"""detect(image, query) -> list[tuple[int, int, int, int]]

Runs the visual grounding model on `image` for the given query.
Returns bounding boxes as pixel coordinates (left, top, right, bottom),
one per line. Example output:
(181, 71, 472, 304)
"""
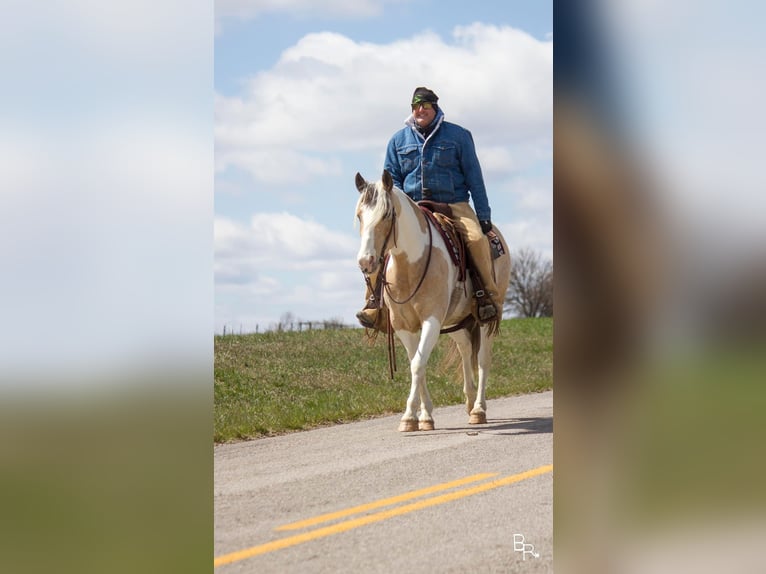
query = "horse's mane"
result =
(356, 178, 395, 227)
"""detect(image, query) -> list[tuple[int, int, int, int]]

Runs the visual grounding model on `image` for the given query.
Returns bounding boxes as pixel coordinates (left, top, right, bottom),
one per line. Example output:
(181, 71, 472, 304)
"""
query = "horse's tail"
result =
(439, 319, 483, 380)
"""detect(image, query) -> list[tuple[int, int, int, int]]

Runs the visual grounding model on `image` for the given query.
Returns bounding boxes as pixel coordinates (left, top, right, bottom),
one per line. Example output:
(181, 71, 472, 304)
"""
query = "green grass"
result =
(214, 318, 552, 442)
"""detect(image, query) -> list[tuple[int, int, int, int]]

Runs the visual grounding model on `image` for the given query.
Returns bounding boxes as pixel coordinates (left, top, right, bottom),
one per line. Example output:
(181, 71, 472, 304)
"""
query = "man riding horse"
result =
(357, 86, 502, 331)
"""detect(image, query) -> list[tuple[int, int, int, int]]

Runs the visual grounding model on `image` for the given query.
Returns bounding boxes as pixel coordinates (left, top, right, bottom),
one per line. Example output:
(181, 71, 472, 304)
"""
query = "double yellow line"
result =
(215, 464, 552, 568)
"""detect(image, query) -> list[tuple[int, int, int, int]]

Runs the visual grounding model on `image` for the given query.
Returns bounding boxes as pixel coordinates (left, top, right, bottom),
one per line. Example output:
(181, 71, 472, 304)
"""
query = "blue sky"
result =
(214, 0, 552, 332)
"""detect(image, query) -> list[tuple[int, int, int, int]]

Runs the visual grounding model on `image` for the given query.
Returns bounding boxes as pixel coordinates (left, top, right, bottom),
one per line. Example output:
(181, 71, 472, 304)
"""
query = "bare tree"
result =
(505, 248, 553, 318)
(277, 311, 295, 332)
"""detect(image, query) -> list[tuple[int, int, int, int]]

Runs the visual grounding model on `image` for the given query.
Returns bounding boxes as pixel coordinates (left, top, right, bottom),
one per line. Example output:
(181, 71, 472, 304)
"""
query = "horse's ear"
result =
(355, 172, 366, 193)
(381, 169, 393, 191)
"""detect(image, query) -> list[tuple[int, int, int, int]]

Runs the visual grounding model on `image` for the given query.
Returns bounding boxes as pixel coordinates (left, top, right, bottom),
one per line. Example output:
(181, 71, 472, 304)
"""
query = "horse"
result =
(354, 170, 512, 431)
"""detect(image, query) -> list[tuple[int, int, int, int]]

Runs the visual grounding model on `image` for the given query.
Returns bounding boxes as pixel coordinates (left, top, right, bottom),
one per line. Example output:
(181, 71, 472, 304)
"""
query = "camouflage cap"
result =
(411, 87, 439, 105)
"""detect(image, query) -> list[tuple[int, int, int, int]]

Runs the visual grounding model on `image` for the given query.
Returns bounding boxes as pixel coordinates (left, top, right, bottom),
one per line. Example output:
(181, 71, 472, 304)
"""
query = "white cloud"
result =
(215, 146, 343, 184)
(215, 24, 552, 186)
(479, 140, 552, 179)
(499, 218, 553, 262)
(214, 211, 374, 329)
(215, 212, 358, 280)
(512, 177, 553, 211)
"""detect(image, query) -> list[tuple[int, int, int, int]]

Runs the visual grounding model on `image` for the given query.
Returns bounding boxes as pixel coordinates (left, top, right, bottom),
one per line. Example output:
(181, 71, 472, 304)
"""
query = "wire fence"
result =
(217, 320, 353, 336)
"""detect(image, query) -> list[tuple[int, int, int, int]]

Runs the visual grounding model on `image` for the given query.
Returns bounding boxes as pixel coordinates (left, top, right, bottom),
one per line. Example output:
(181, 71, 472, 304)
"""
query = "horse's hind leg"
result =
(470, 327, 495, 424)
(449, 330, 476, 415)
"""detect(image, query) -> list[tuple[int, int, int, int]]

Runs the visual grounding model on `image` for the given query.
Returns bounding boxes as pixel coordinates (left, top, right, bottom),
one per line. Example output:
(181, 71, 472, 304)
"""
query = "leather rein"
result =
(373, 204, 434, 379)
(379, 206, 433, 305)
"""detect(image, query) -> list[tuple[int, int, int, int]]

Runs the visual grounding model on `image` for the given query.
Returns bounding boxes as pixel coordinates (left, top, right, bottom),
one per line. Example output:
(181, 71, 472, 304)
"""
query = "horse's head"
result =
(355, 170, 395, 274)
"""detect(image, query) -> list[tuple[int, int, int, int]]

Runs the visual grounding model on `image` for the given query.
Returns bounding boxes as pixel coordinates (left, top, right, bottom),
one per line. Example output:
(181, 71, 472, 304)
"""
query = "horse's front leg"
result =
(396, 318, 441, 431)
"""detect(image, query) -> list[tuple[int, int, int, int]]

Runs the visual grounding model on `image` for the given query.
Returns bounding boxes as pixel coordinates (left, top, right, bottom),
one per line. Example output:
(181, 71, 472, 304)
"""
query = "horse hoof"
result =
(418, 420, 435, 431)
(398, 420, 419, 432)
(469, 412, 487, 425)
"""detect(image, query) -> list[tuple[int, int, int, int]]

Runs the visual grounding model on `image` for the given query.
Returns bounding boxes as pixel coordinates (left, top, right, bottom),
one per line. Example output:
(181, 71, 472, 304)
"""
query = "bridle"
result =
(382, 207, 433, 305)
(363, 202, 433, 306)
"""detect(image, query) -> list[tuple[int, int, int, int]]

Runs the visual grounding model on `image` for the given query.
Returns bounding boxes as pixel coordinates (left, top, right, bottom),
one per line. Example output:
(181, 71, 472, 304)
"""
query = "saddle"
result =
(417, 201, 504, 333)
(417, 200, 506, 261)
(417, 201, 467, 282)
(365, 200, 502, 331)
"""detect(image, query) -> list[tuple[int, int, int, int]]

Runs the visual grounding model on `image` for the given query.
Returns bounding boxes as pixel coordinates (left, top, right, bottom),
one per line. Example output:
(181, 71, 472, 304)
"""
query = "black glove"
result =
(480, 220, 493, 234)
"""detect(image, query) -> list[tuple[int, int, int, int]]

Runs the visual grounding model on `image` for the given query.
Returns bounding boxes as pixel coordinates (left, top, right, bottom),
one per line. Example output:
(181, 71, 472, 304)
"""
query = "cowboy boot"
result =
(357, 305, 389, 333)
(475, 281, 499, 323)
(477, 297, 498, 322)
(356, 273, 388, 332)
(465, 251, 500, 323)
(474, 258, 501, 323)
(356, 306, 379, 329)
(356, 310, 376, 329)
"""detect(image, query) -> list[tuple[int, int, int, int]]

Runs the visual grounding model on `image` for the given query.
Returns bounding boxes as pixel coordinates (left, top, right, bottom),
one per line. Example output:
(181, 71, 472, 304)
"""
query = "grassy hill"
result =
(214, 317, 552, 442)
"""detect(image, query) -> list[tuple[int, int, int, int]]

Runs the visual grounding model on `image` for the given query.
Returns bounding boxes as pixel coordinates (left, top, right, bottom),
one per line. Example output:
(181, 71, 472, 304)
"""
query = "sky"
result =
(214, 0, 553, 333)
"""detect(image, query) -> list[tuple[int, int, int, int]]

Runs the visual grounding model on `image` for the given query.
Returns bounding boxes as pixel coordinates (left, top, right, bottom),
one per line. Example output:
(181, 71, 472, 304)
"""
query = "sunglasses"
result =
(411, 102, 434, 110)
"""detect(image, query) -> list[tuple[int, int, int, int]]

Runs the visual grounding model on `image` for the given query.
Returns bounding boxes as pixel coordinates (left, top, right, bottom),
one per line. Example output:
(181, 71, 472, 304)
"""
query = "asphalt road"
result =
(214, 390, 553, 573)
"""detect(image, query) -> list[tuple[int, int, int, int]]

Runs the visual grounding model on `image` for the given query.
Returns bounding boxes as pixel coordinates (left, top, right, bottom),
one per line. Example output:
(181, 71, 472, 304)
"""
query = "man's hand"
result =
(480, 220, 493, 234)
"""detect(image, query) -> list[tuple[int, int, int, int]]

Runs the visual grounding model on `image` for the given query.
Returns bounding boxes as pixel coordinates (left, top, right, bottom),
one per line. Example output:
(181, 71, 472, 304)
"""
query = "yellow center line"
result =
(214, 465, 552, 568)
(276, 472, 499, 531)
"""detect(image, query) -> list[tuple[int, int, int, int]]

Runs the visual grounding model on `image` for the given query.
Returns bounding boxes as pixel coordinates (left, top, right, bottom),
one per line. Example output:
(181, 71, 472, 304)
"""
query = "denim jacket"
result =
(383, 109, 491, 221)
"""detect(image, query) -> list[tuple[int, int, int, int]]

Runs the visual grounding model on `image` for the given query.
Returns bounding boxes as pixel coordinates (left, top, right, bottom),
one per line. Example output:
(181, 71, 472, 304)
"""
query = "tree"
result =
(277, 311, 295, 332)
(505, 248, 553, 318)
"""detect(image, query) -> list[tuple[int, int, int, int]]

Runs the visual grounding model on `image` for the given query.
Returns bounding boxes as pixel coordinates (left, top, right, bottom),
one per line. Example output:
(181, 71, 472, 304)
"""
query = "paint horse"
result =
(355, 170, 511, 431)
